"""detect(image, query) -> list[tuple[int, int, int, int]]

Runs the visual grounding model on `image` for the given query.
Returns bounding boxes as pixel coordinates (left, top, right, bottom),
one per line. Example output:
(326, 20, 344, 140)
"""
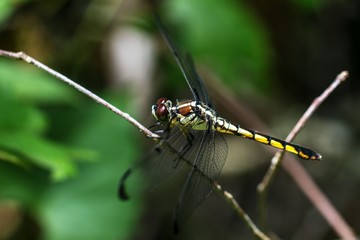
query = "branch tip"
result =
(338, 71, 349, 82)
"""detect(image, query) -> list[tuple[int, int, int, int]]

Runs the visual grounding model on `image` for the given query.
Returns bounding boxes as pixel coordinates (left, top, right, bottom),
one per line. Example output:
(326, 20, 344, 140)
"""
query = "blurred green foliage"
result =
(0, 0, 29, 24)
(164, 0, 272, 93)
(0, 36, 142, 240)
(0, 58, 142, 239)
(36, 95, 142, 240)
(291, 0, 325, 11)
(0, 59, 83, 180)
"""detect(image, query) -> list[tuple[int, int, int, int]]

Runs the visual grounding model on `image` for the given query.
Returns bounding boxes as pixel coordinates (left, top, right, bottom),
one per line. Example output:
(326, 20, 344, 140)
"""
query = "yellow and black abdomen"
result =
(214, 117, 321, 160)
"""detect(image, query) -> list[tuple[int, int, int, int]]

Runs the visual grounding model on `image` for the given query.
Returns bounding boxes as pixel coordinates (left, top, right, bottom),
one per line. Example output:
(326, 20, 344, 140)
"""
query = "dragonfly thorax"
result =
(152, 97, 215, 127)
(174, 100, 217, 130)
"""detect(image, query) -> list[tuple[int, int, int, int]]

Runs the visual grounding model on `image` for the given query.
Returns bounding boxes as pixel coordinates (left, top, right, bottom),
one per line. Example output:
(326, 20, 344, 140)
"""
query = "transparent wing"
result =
(156, 16, 212, 107)
(118, 119, 228, 233)
(173, 127, 228, 233)
(118, 123, 194, 200)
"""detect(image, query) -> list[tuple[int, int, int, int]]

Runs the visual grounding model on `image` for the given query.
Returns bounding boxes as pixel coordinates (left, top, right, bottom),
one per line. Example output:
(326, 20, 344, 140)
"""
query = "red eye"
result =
(156, 97, 168, 105)
(153, 97, 170, 122)
(156, 104, 169, 120)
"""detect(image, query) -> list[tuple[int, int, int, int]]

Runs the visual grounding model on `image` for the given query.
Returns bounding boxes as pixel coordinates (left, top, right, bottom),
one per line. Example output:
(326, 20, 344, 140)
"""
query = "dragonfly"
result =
(118, 17, 322, 233)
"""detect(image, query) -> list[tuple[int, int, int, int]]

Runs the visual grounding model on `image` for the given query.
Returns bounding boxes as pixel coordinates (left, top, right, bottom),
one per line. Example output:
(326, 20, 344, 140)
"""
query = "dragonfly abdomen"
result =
(214, 117, 321, 160)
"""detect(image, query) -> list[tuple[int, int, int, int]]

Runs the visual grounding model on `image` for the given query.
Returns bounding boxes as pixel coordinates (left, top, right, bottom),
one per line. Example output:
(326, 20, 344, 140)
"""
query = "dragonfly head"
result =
(152, 97, 173, 122)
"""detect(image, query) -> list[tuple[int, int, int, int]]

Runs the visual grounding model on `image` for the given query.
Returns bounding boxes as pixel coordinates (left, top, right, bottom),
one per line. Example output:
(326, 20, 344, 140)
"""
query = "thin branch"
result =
(0, 50, 159, 139)
(257, 71, 356, 239)
(0, 49, 268, 239)
(214, 182, 270, 240)
(259, 71, 348, 188)
(258, 71, 348, 192)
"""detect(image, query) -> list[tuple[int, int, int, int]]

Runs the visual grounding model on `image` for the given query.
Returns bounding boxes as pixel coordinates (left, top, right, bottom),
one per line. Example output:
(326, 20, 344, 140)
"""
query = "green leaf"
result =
(0, 132, 78, 181)
(0, 59, 77, 104)
(164, 0, 272, 93)
(0, 87, 47, 134)
(0, 69, 94, 180)
(0, 150, 23, 165)
(37, 94, 142, 240)
(0, 0, 29, 24)
(0, 161, 46, 205)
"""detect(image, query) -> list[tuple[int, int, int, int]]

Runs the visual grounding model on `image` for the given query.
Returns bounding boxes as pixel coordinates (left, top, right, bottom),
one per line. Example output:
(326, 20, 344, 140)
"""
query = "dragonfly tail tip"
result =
(118, 184, 129, 200)
(118, 169, 132, 200)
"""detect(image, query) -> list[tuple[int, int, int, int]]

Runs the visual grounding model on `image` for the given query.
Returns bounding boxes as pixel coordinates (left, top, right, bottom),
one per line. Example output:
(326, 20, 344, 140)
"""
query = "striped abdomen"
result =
(213, 117, 321, 160)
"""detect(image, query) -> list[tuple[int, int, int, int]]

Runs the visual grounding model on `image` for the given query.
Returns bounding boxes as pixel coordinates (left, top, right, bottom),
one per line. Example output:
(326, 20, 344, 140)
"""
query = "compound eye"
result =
(155, 104, 169, 122)
(156, 97, 168, 105)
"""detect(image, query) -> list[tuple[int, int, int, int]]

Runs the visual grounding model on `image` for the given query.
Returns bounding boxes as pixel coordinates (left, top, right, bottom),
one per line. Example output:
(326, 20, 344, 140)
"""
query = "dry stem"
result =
(257, 71, 355, 240)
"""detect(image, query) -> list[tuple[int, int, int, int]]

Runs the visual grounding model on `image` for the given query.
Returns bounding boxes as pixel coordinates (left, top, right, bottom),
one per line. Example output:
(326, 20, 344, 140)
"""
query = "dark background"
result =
(0, 0, 359, 239)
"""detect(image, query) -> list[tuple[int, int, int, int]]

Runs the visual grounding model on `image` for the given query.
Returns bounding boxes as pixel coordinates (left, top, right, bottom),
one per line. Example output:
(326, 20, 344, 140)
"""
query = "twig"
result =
(257, 71, 356, 239)
(258, 71, 348, 192)
(214, 182, 270, 240)
(0, 50, 159, 139)
(0, 49, 268, 239)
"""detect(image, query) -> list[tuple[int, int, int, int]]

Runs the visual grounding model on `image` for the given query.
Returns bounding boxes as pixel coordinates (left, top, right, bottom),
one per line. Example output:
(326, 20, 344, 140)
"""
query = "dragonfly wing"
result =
(156, 16, 212, 107)
(183, 53, 212, 107)
(173, 127, 228, 233)
(118, 124, 194, 200)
